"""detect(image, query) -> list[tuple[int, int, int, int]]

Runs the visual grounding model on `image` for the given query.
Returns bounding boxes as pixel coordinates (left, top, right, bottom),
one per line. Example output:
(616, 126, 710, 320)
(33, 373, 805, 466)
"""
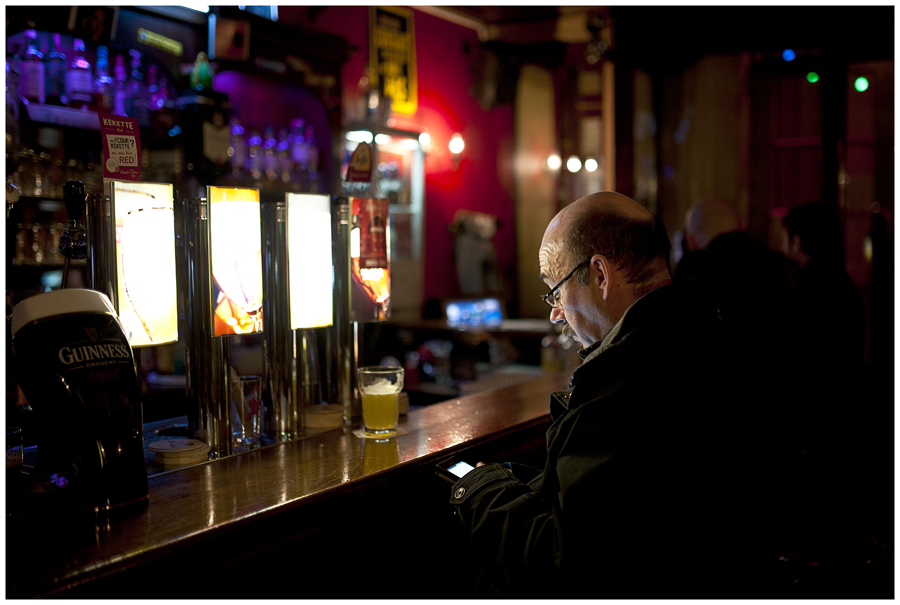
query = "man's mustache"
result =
(562, 324, 574, 338)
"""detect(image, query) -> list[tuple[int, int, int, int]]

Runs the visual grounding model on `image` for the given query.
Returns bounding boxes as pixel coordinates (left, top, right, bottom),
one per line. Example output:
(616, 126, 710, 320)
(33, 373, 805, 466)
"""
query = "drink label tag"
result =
(353, 197, 388, 269)
(346, 141, 373, 183)
(98, 113, 141, 181)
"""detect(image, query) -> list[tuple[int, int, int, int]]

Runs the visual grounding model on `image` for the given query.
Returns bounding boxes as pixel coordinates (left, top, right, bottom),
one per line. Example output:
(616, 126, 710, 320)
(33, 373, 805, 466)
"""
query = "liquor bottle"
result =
(65, 38, 93, 109)
(304, 124, 321, 192)
(112, 54, 128, 116)
(125, 50, 151, 128)
(92, 46, 114, 113)
(263, 125, 278, 181)
(44, 33, 67, 106)
(290, 118, 308, 190)
(153, 76, 170, 111)
(19, 30, 45, 104)
(305, 124, 320, 173)
(147, 65, 159, 109)
(246, 125, 262, 181)
(228, 116, 246, 178)
(189, 52, 214, 92)
(6, 47, 21, 154)
(82, 149, 102, 195)
(277, 126, 292, 184)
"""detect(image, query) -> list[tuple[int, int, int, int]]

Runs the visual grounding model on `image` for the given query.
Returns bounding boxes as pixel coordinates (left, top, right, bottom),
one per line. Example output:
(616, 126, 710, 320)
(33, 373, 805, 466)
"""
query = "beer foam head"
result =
(360, 380, 401, 395)
(12, 289, 118, 336)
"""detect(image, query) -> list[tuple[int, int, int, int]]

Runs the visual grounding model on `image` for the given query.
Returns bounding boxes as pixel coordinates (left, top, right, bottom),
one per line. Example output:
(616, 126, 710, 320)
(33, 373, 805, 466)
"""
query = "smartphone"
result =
(435, 457, 477, 483)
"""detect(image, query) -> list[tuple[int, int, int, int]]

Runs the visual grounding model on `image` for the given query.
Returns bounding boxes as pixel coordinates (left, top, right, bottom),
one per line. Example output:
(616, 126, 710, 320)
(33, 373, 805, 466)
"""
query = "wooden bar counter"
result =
(7, 372, 569, 599)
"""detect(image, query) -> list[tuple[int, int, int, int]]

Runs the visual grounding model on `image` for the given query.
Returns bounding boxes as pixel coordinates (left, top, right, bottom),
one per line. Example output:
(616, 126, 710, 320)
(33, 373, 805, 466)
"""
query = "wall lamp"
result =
(449, 133, 465, 168)
(418, 132, 432, 154)
(345, 130, 374, 144)
(566, 155, 583, 173)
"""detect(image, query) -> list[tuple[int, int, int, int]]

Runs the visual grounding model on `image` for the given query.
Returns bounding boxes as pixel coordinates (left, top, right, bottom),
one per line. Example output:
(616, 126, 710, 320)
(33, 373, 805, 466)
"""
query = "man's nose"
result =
(550, 307, 566, 324)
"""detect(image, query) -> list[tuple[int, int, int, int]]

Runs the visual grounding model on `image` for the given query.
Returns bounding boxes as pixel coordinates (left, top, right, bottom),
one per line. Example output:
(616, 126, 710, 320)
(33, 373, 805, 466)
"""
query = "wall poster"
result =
(369, 6, 417, 115)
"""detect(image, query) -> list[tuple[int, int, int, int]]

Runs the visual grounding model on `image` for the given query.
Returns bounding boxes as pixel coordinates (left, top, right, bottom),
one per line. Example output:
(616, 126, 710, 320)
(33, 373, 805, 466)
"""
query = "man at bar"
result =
(449, 191, 794, 598)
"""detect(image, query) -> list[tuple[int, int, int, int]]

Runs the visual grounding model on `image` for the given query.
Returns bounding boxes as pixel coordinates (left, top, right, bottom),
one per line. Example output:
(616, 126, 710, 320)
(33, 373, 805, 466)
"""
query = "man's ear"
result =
(591, 254, 615, 301)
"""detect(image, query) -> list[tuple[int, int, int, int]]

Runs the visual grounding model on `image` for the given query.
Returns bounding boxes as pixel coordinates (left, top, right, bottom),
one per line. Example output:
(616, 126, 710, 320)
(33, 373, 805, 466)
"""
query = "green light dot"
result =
(807, 72, 819, 83)
(855, 77, 869, 92)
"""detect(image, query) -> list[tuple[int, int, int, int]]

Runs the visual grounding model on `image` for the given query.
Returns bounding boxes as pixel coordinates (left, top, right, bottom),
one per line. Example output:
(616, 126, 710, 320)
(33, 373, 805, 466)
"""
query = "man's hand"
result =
(476, 461, 513, 474)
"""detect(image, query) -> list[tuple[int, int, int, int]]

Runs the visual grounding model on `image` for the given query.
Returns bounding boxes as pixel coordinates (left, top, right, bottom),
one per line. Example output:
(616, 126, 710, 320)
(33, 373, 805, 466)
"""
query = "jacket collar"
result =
(577, 278, 714, 366)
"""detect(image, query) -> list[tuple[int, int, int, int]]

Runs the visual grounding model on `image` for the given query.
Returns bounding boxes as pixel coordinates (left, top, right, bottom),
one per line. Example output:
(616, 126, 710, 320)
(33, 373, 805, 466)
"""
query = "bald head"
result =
(542, 191, 652, 251)
(684, 197, 740, 250)
(541, 191, 671, 294)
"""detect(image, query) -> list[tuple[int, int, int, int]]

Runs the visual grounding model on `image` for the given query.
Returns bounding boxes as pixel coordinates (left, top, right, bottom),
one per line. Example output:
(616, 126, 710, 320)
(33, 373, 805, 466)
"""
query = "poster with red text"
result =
(98, 113, 141, 181)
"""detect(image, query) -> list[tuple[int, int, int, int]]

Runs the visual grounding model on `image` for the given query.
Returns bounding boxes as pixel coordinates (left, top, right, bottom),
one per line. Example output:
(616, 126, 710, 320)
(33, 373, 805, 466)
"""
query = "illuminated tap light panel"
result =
(209, 186, 264, 336)
(286, 193, 333, 329)
(110, 180, 178, 347)
(350, 197, 391, 321)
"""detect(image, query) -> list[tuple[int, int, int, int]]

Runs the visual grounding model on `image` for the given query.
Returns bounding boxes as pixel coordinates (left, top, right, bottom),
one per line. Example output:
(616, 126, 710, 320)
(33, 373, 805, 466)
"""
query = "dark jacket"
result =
(450, 278, 793, 598)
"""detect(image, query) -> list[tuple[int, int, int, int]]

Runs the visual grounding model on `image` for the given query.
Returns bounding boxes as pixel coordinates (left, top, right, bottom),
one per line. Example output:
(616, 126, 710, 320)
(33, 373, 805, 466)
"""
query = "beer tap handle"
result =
(64, 180, 87, 225)
(60, 181, 88, 288)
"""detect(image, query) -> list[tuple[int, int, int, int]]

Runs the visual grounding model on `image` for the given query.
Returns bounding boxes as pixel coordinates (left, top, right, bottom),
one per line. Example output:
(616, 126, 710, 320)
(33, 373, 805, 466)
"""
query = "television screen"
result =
(444, 298, 503, 329)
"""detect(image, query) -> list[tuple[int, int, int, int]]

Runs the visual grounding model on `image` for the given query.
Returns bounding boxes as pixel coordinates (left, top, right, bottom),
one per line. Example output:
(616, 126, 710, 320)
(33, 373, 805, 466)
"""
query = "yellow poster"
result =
(369, 6, 417, 115)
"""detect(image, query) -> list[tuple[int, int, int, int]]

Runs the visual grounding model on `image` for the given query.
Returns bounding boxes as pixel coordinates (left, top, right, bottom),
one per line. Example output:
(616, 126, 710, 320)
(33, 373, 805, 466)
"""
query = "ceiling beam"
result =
(414, 6, 498, 42)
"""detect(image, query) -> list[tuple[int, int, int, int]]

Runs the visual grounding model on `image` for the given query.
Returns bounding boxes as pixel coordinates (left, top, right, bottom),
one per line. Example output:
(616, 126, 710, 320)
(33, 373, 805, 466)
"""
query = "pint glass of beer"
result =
(11, 289, 149, 512)
(357, 366, 404, 439)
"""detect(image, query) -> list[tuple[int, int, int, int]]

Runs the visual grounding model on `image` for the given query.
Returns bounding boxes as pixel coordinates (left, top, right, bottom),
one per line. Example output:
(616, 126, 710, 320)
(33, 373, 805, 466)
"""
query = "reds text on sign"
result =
(98, 113, 141, 181)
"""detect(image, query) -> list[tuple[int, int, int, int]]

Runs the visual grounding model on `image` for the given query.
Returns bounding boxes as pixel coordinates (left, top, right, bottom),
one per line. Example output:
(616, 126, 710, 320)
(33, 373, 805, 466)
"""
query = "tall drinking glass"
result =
(357, 366, 403, 439)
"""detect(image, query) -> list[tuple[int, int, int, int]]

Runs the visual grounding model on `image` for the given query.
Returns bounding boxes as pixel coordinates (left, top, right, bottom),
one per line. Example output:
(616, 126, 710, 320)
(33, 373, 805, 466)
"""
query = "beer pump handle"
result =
(63, 180, 87, 224)
(60, 181, 88, 288)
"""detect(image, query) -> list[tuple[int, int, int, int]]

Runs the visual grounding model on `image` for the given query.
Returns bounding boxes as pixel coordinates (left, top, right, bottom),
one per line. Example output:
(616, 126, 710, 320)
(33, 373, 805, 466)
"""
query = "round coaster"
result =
(149, 439, 210, 465)
(148, 439, 208, 453)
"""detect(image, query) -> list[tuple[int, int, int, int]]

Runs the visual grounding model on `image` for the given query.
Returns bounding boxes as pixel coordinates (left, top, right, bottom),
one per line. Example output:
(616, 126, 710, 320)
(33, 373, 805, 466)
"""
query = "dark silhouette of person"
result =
(675, 197, 795, 334)
(781, 201, 866, 375)
(777, 202, 889, 553)
(780, 202, 869, 457)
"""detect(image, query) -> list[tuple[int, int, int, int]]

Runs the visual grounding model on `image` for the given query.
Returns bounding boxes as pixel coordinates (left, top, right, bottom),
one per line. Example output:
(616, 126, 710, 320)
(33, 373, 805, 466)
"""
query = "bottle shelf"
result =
(214, 175, 324, 196)
(15, 195, 65, 204)
(23, 102, 102, 130)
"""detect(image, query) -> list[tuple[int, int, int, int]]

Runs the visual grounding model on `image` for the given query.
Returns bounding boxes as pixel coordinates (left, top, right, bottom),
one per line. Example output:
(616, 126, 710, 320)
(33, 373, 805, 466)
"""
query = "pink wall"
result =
(279, 7, 518, 306)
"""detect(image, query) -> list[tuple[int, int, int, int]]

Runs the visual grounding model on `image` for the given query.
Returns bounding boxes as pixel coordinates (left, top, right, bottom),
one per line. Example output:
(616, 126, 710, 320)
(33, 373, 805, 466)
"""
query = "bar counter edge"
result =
(7, 372, 569, 599)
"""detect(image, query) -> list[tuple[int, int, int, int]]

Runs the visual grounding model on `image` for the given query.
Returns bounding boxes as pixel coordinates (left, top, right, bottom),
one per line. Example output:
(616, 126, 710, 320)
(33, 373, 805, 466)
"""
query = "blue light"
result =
(782, 49, 796, 62)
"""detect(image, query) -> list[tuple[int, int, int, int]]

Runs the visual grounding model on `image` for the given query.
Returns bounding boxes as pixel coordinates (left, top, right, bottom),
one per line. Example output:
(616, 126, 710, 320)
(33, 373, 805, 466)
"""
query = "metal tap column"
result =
(183, 197, 231, 458)
(331, 196, 354, 424)
(85, 192, 116, 306)
(261, 198, 298, 442)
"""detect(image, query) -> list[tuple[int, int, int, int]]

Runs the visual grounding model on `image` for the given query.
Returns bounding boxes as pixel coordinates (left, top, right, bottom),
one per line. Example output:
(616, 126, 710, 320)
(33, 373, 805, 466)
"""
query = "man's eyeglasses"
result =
(540, 259, 591, 309)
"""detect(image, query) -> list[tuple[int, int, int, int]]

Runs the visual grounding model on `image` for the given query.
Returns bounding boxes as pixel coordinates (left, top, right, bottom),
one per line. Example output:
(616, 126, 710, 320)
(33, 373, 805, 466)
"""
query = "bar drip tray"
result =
(153, 423, 191, 438)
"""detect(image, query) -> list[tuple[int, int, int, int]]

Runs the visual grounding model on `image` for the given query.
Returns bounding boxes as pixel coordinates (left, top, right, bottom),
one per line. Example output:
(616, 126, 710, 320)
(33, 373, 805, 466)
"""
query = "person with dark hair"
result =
(448, 192, 790, 598)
